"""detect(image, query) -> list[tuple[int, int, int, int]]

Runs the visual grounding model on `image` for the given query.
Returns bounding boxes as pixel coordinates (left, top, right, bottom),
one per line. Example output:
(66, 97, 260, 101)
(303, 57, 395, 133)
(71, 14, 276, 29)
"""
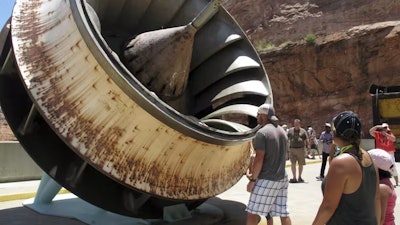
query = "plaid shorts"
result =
(246, 176, 290, 217)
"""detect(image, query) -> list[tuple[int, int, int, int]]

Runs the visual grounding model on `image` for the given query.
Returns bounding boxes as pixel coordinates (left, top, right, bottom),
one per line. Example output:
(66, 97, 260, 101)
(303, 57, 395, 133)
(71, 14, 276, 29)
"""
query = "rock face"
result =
(0, 108, 16, 141)
(223, 0, 400, 45)
(220, 0, 400, 136)
(261, 22, 400, 136)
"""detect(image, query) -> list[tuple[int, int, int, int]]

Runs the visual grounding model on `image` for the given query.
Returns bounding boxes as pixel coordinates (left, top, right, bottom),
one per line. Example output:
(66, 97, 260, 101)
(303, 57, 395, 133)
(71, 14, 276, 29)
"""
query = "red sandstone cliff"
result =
(221, 0, 400, 135)
(223, 0, 400, 45)
(261, 22, 400, 135)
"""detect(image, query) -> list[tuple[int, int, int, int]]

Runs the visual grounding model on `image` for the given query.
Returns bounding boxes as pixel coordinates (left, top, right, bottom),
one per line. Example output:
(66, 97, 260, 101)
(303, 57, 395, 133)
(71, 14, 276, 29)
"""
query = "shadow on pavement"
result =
(0, 197, 247, 225)
(0, 205, 84, 225)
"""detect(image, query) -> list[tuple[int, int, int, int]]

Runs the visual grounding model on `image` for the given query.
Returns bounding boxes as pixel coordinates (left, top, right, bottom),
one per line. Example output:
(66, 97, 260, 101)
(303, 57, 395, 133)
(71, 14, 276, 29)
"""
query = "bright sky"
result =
(0, 0, 15, 29)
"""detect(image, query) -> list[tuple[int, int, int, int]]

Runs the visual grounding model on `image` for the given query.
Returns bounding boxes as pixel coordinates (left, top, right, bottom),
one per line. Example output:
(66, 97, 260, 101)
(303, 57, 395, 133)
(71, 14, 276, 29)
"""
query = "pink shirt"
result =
(381, 178, 396, 225)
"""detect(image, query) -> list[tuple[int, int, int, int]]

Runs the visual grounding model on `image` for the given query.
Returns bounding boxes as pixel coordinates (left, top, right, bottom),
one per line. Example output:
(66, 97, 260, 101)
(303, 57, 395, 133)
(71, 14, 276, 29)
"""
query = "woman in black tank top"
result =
(312, 111, 380, 225)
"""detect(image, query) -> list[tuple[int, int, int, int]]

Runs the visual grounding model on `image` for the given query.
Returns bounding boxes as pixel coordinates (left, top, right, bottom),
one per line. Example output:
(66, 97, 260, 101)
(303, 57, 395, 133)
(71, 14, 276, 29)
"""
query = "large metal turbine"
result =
(0, 0, 273, 219)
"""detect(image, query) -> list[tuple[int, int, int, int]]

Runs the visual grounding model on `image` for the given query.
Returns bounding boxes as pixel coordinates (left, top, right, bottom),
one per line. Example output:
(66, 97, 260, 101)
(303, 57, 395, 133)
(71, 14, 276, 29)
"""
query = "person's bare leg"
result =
(266, 213, 273, 225)
(291, 163, 296, 180)
(310, 150, 315, 159)
(395, 176, 399, 186)
(280, 216, 292, 225)
(246, 213, 259, 225)
(298, 164, 303, 180)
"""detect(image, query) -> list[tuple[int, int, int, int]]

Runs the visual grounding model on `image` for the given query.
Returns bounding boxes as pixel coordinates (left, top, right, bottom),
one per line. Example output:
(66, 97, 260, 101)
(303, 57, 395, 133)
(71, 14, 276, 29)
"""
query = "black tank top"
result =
(322, 153, 377, 225)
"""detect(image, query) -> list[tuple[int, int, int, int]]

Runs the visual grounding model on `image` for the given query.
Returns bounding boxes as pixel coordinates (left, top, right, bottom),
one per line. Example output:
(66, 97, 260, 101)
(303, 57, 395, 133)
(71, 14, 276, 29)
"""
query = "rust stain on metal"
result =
(11, 0, 252, 200)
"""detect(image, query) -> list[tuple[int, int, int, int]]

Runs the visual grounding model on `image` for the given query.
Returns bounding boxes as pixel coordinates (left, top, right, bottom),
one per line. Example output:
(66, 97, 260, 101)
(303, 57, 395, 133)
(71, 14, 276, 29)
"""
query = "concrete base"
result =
(23, 194, 226, 225)
(24, 194, 150, 225)
(21, 173, 226, 225)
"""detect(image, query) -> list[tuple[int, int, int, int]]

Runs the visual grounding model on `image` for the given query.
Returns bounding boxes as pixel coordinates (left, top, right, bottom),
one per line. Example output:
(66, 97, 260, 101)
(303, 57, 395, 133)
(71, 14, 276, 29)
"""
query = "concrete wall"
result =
(0, 141, 43, 183)
(360, 138, 375, 150)
(317, 139, 375, 150)
(0, 139, 377, 183)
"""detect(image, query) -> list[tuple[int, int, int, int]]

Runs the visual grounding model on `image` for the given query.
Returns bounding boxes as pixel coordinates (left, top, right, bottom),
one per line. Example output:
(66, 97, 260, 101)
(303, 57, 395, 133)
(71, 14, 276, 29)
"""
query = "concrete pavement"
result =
(219, 159, 400, 225)
(0, 159, 399, 225)
(218, 158, 326, 225)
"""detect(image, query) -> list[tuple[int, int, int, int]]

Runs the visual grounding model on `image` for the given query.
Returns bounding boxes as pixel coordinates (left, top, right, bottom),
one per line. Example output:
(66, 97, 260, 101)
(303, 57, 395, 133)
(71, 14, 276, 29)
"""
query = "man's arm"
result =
(304, 129, 311, 149)
(246, 151, 256, 178)
(250, 149, 265, 180)
(369, 125, 380, 137)
(319, 132, 325, 143)
(246, 149, 265, 193)
(287, 128, 292, 138)
(385, 131, 396, 142)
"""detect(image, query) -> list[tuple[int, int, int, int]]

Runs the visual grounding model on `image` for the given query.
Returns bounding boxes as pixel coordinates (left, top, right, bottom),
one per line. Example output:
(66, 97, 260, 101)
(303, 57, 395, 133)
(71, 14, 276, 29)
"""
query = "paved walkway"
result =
(218, 158, 326, 224)
(0, 158, 399, 225)
(219, 159, 400, 225)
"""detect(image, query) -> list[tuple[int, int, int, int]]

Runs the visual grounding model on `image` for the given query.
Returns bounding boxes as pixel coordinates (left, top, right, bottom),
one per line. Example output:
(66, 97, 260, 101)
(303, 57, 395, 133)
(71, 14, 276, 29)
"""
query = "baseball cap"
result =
(325, 123, 331, 128)
(258, 103, 279, 121)
(368, 149, 394, 172)
(332, 111, 361, 139)
(381, 123, 390, 131)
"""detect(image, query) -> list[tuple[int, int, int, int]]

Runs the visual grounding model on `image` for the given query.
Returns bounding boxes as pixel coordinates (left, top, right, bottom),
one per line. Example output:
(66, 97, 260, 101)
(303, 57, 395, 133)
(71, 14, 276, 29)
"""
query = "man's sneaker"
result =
(316, 176, 324, 181)
(289, 178, 297, 183)
(298, 178, 305, 183)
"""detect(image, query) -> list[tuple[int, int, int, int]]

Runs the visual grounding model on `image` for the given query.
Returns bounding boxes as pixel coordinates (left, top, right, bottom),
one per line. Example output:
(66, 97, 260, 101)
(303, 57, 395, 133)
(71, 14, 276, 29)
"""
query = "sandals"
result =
(289, 178, 305, 183)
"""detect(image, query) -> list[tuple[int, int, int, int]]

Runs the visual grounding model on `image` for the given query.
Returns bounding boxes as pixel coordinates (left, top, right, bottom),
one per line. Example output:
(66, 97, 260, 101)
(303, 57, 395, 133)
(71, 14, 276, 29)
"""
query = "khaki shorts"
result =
(289, 148, 306, 165)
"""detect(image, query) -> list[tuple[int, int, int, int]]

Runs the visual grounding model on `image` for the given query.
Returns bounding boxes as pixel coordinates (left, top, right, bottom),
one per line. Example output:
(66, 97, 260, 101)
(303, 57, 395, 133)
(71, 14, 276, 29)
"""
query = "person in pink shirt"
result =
(369, 149, 397, 225)
(369, 123, 398, 186)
